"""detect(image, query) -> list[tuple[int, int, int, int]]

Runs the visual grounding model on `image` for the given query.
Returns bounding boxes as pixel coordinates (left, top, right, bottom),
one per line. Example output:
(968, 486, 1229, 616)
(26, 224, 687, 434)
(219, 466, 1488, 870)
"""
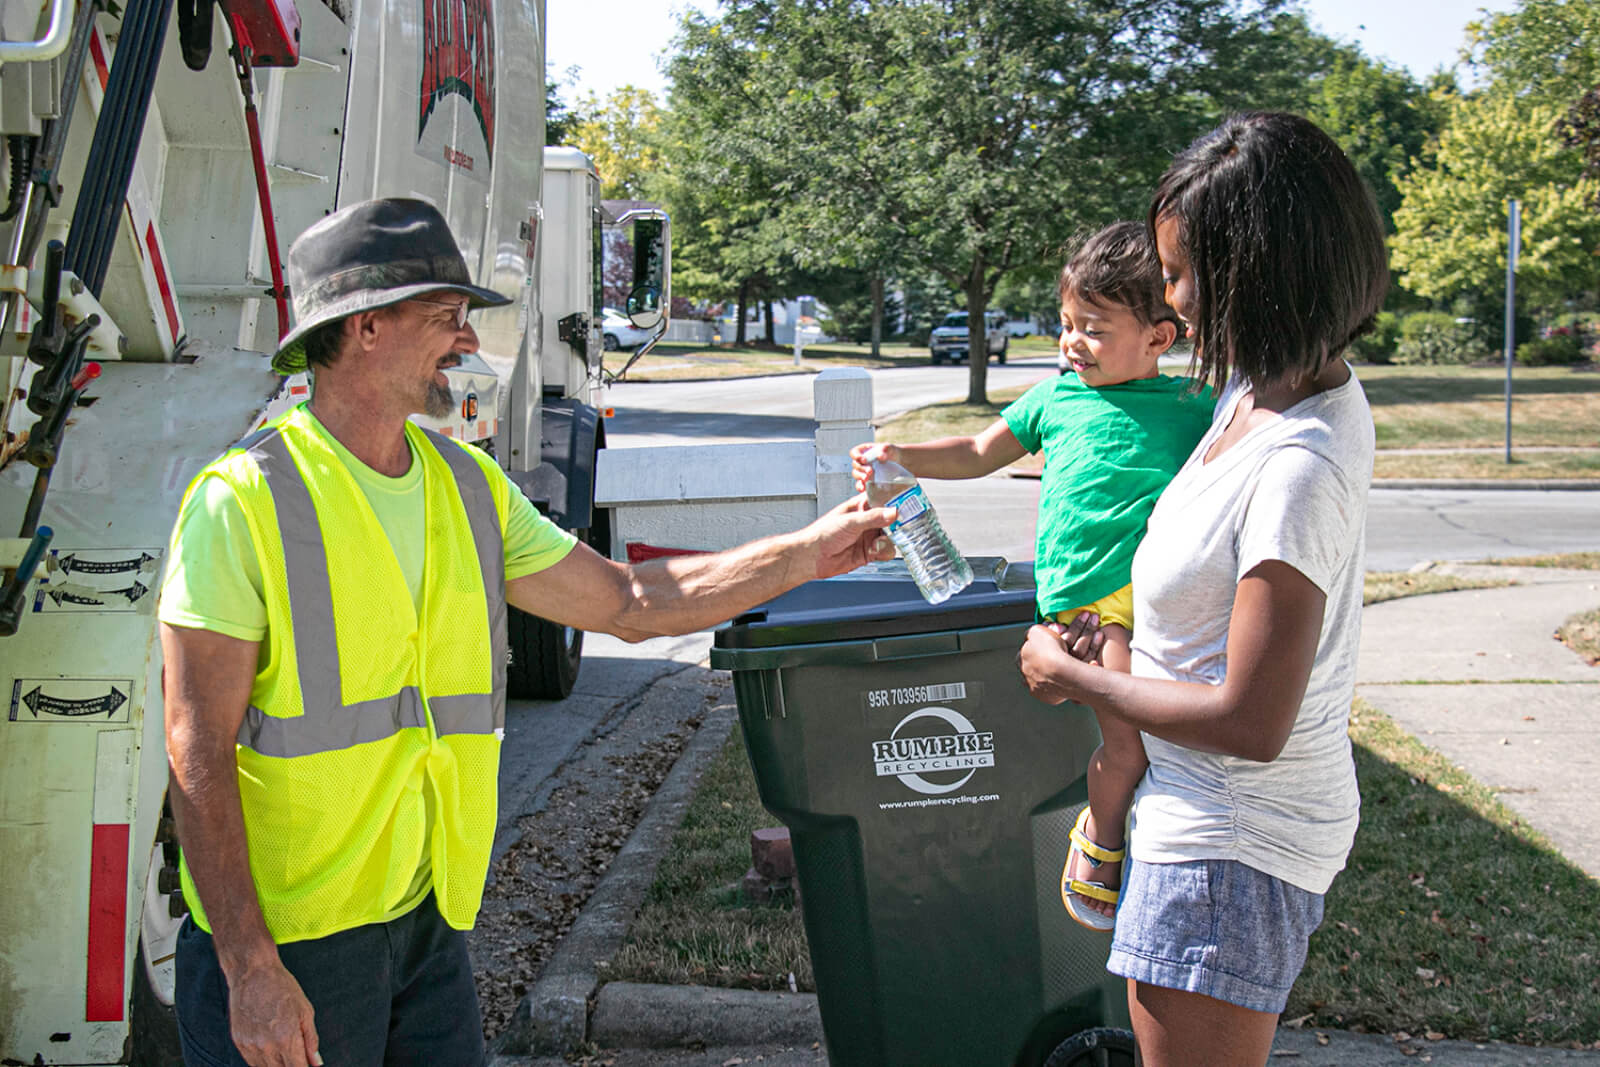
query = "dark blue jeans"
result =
(175, 894, 485, 1067)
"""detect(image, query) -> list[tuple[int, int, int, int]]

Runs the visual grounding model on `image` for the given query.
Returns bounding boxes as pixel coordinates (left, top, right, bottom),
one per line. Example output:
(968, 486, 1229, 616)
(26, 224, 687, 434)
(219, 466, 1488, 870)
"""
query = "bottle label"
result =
(884, 484, 927, 530)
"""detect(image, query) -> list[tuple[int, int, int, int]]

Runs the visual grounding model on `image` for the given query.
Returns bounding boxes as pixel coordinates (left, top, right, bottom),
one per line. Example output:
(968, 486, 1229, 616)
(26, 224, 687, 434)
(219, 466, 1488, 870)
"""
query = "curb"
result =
(1372, 478, 1600, 491)
(1005, 471, 1600, 490)
(493, 699, 739, 1056)
(591, 982, 823, 1050)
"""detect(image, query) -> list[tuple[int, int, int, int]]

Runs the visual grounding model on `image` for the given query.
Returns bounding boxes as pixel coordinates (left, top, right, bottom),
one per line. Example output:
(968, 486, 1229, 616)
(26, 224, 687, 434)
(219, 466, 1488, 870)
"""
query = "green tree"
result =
(1390, 92, 1600, 312)
(1558, 84, 1600, 207)
(1306, 51, 1452, 232)
(573, 86, 665, 200)
(668, 0, 1336, 403)
(1468, 0, 1600, 110)
(545, 65, 582, 147)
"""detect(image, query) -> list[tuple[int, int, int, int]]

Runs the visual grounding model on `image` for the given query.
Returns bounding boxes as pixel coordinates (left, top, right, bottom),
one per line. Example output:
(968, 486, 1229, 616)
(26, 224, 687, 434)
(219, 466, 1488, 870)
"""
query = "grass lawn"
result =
(1557, 608, 1600, 664)
(610, 563, 1600, 1046)
(605, 726, 814, 992)
(1291, 702, 1600, 1047)
(612, 711, 1600, 1047)
(1363, 571, 1509, 605)
(870, 362, 1600, 482)
(1357, 363, 1600, 450)
(1490, 552, 1600, 569)
(612, 335, 1060, 382)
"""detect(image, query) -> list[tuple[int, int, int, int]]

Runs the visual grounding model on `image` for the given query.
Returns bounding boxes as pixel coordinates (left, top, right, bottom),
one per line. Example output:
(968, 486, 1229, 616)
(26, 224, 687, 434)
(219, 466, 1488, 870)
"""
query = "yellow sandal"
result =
(1061, 807, 1123, 932)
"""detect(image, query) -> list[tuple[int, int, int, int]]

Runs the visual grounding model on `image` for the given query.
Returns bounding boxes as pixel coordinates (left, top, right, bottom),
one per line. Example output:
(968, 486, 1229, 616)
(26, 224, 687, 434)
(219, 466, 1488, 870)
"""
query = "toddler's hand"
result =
(849, 442, 896, 492)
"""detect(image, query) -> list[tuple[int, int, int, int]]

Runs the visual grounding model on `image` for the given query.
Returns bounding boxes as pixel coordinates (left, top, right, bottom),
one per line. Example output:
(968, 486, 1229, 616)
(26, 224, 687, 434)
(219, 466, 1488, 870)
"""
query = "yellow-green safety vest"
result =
(177, 406, 509, 943)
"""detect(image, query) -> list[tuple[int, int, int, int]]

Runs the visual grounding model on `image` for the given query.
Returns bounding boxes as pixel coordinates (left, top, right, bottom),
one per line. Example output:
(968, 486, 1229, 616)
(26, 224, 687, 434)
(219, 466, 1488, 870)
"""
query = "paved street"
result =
(602, 359, 1600, 572)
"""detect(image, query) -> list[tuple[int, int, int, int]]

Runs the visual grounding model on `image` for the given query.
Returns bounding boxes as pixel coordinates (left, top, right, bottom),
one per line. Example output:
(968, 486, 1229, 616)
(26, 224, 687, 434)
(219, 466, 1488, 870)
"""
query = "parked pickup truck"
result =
(929, 309, 1009, 364)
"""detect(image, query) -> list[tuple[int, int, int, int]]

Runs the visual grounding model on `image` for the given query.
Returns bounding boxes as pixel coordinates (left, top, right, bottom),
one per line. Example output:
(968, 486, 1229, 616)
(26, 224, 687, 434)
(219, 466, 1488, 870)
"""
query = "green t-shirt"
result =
(158, 412, 577, 922)
(1003, 373, 1214, 619)
(159, 411, 577, 641)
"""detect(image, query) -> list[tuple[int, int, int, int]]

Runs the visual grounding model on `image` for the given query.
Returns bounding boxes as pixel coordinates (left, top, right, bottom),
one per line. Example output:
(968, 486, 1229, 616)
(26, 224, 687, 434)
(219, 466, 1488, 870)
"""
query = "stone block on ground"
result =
(751, 826, 795, 879)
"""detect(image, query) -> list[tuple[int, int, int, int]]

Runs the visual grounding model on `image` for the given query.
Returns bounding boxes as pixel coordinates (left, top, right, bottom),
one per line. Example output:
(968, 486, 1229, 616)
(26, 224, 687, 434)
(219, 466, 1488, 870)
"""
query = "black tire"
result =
(930, 352, 944, 365)
(1041, 1027, 1137, 1067)
(602, 332, 620, 351)
(996, 340, 1008, 363)
(507, 604, 582, 700)
(129, 940, 184, 1067)
(505, 518, 608, 700)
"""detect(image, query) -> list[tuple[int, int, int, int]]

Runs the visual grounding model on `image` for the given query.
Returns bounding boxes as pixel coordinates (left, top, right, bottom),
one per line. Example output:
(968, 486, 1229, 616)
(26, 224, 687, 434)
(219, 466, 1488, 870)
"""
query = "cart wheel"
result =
(1042, 1026, 1137, 1067)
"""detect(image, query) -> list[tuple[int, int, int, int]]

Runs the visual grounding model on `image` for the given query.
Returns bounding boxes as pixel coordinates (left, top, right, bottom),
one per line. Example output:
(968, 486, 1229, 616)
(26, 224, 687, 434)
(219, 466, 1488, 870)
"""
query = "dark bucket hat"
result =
(271, 197, 512, 375)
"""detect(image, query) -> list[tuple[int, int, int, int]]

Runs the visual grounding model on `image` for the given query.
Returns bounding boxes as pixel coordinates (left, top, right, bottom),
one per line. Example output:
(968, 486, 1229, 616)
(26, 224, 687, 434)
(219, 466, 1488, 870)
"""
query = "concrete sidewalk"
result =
(494, 563, 1600, 1066)
(1357, 564, 1600, 880)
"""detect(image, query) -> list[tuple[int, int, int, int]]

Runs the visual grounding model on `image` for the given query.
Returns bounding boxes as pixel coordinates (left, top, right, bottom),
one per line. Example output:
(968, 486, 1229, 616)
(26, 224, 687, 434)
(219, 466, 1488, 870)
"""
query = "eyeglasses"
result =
(411, 297, 471, 329)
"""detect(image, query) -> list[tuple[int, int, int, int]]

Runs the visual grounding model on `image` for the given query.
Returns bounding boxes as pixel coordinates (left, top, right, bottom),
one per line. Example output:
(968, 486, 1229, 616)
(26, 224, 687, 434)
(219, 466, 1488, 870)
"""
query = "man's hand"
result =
(228, 958, 321, 1067)
(806, 493, 898, 579)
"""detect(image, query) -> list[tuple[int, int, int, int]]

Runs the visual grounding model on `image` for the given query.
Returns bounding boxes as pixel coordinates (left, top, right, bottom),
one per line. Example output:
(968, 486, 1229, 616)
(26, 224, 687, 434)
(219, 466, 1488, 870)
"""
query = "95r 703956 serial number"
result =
(865, 682, 969, 708)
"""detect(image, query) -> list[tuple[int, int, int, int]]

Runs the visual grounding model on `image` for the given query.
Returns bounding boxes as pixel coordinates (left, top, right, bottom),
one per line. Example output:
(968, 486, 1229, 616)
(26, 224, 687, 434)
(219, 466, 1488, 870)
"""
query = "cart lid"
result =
(712, 557, 1036, 650)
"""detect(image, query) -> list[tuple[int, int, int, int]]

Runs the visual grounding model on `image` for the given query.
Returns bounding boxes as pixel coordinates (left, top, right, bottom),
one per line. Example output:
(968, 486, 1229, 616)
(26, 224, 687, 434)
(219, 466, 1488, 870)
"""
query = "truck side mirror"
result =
(626, 284, 663, 330)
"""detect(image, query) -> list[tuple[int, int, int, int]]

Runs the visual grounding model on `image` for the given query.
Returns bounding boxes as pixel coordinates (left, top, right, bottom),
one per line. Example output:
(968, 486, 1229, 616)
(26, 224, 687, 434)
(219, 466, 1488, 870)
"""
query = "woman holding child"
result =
(1019, 110, 1388, 1067)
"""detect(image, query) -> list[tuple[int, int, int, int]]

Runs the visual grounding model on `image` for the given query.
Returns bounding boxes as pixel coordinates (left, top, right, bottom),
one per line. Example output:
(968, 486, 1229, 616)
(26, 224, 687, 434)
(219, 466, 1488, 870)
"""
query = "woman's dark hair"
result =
(1058, 221, 1180, 330)
(1148, 111, 1388, 393)
(299, 318, 349, 370)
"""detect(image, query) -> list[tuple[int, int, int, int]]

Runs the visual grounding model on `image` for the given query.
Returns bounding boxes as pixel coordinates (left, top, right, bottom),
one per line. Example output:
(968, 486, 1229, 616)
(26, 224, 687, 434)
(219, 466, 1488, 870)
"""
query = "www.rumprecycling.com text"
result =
(878, 793, 1000, 811)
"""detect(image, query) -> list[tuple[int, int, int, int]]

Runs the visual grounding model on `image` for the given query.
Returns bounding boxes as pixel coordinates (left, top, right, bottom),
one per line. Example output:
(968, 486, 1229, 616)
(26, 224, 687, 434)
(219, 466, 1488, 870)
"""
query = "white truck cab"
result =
(928, 308, 1008, 365)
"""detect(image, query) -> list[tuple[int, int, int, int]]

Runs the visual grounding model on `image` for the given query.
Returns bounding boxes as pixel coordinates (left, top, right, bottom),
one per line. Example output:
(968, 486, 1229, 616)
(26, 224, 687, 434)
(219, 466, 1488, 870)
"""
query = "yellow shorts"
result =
(1054, 583, 1133, 632)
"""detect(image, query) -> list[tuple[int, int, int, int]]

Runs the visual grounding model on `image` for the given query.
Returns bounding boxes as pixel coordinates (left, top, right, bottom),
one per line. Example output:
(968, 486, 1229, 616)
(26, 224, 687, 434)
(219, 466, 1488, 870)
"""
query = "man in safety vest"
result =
(159, 198, 896, 1067)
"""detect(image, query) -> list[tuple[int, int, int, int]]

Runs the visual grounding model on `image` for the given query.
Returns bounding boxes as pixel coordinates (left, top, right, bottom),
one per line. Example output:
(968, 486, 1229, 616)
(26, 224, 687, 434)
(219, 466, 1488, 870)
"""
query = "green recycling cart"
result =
(710, 559, 1135, 1067)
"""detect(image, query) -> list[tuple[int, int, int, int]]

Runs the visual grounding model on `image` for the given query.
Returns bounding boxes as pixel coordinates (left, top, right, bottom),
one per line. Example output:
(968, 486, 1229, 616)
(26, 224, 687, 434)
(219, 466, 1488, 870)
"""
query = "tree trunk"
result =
(764, 298, 776, 346)
(735, 279, 750, 346)
(965, 263, 989, 405)
(870, 275, 884, 358)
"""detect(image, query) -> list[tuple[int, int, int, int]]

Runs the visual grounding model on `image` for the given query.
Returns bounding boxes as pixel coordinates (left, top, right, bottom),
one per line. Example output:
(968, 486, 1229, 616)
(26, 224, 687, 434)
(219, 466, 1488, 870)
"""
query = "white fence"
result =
(663, 319, 718, 344)
(659, 318, 837, 347)
(594, 368, 872, 560)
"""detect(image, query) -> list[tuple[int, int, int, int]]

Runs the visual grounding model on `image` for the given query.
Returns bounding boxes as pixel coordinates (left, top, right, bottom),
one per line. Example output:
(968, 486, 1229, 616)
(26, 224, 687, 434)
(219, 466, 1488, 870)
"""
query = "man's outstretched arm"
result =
(508, 495, 897, 642)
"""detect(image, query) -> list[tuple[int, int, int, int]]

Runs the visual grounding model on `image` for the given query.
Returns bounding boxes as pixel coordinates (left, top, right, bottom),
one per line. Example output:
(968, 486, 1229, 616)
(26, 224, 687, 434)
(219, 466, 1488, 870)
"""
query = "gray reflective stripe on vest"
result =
(245, 429, 343, 721)
(239, 688, 427, 759)
(235, 426, 507, 756)
(421, 429, 508, 734)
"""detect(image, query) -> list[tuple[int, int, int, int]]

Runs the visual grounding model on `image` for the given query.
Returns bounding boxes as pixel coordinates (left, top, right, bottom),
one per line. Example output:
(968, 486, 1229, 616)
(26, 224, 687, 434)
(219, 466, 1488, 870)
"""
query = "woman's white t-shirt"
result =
(1127, 369, 1374, 895)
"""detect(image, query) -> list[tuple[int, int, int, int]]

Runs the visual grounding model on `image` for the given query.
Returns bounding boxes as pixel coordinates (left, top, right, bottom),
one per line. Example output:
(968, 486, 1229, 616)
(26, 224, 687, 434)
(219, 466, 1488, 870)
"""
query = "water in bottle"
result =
(867, 458, 973, 604)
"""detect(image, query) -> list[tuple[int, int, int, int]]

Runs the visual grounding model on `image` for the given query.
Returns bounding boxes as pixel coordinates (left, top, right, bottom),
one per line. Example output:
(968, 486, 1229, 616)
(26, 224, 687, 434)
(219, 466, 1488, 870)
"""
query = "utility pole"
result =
(1504, 199, 1520, 464)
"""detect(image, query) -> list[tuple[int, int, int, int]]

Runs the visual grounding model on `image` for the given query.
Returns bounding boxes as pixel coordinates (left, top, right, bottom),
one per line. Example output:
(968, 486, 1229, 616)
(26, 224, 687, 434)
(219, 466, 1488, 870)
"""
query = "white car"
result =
(602, 306, 655, 351)
(928, 309, 1008, 365)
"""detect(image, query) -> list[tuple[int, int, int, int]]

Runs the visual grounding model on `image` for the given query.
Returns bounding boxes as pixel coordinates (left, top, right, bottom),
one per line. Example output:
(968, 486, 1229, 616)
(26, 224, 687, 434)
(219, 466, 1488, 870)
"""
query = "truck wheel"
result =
(1041, 1027, 1136, 1067)
(930, 352, 944, 365)
(996, 340, 1008, 363)
(132, 804, 185, 1067)
(505, 518, 607, 700)
(130, 939, 184, 1066)
(508, 607, 581, 700)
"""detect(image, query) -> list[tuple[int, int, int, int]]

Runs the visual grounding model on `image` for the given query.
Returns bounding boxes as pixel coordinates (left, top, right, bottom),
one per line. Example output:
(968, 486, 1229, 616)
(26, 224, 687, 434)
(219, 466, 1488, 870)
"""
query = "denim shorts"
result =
(1106, 857, 1324, 1014)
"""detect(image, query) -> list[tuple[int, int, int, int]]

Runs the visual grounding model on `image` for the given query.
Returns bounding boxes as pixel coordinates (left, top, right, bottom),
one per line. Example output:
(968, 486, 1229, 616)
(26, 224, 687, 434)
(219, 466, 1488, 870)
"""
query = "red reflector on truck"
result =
(86, 823, 130, 1021)
(625, 543, 711, 563)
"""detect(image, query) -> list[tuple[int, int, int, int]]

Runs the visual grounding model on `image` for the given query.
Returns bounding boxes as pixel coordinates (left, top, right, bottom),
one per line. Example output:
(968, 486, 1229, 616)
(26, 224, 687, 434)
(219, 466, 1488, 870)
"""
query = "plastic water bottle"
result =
(866, 458, 973, 604)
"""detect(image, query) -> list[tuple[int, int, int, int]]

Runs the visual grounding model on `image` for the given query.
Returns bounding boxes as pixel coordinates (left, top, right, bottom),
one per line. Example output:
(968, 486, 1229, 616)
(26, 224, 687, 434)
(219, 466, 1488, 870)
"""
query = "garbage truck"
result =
(0, 0, 667, 1060)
